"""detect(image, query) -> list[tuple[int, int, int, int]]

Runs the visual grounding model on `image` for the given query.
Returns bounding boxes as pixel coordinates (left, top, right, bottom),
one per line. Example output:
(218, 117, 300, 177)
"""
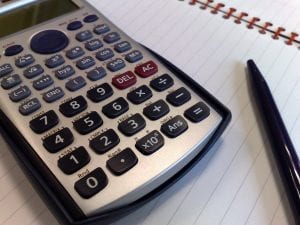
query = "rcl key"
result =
(135, 130, 164, 155)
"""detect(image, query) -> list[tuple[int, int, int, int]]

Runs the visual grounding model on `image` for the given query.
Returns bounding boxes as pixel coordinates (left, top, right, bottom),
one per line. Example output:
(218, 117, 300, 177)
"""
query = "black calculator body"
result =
(0, 1, 231, 224)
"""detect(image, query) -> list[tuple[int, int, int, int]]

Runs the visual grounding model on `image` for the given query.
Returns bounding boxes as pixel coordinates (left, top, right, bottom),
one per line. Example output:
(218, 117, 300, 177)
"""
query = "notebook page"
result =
(0, 0, 299, 224)
(216, 0, 300, 34)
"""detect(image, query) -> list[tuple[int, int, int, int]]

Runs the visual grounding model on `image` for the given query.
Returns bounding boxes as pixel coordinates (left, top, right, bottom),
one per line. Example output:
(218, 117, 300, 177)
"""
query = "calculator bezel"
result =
(0, 49, 231, 225)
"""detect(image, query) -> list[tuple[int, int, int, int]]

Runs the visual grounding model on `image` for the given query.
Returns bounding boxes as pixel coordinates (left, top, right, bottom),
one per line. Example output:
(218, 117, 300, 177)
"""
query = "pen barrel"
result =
(248, 60, 300, 219)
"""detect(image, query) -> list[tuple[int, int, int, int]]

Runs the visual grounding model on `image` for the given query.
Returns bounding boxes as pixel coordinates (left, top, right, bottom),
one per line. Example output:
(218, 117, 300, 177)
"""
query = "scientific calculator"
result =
(0, 0, 231, 224)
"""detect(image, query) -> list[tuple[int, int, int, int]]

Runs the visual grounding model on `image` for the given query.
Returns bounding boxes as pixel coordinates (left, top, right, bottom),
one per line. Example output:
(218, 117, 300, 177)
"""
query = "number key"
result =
(73, 111, 103, 135)
(58, 146, 90, 174)
(102, 97, 129, 118)
(30, 110, 59, 134)
(43, 128, 74, 153)
(59, 96, 88, 117)
(118, 113, 146, 136)
(87, 83, 113, 102)
(90, 129, 120, 154)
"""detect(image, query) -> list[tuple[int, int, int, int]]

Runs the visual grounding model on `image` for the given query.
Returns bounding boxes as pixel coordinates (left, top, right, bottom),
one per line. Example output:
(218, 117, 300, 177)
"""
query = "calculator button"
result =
(102, 97, 129, 118)
(55, 65, 75, 80)
(43, 128, 74, 153)
(23, 64, 44, 79)
(29, 110, 59, 134)
(94, 24, 110, 35)
(150, 74, 174, 91)
(161, 115, 188, 138)
(58, 146, 90, 174)
(96, 48, 114, 61)
(84, 14, 99, 23)
(87, 83, 113, 102)
(166, 87, 191, 106)
(15, 54, 35, 68)
(90, 129, 120, 154)
(112, 71, 137, 90)
(125, 50, 143, 63)
(73, 111, 103, 135)
(134, 60, 158, 78)
(45, 54, 65, 68)
(114, 41, 132, 53)
(103, 32, 121, 44)
(30, 30, 69, 54)
(135, 130, 164, 155)
(65, 76, 86, 92)
(127, 85, 152, 104)
(184, 102, 210, 123)
(59, 96, 88, 117)
(33, 74, 54, 90)
(19, 98, 41, 115)
(75, 167, 108, 199)
(87, 67, 107, 81)
(118, 113, 146, 136)
(43, 87, 64, 103)
(106, 58, 125, 72)
(66, 46, 85, 60)
(5, 44, 23, 56)
(67, 21, 83, 31)
(106, 148, 138, 175)
(76, 56, 95, 70)
(76, 30, 93, 42)
(143, 99, 170, 120)
(0, 63, 13, 77)
(9, 85, 31, 102)
(85, 39, 103, 51)
(1, 74, 21, 89)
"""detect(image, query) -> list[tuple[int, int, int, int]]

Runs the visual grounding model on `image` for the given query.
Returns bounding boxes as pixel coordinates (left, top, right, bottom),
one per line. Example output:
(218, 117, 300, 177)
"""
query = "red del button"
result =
(112, 71, 137, 90)
(134, 60, 158, 78)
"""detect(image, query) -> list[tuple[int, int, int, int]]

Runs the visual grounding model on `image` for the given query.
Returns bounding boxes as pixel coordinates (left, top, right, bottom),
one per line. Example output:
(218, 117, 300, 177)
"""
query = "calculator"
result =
(0, 0, 231, 224)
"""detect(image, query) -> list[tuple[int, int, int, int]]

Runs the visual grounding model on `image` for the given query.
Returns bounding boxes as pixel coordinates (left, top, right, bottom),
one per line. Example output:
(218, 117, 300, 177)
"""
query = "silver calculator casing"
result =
(0, 1, 231, 224)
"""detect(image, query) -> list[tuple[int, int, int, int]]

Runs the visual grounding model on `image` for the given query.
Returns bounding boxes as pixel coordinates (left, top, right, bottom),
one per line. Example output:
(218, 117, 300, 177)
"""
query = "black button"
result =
(73, 111, 103, 135)
(106, 148, 138, 175)
(33, 74, 54, 90)
(58, 146, 90, 174)
(90, 129, 120, 154)
(166, 87, 191, 106)
(75, 167, 108, 199)
(125, 50, 143, 63)
(106, 58, 125, 72)
(1, 74, 22, 89)
(87, 83, 113, 102)
(5, 45, 23, 56)
(114, 41, 131, 53)
(135, 130, 164, 155)
(150, 74, 174, 91)
(30, 30, 69, 54)
(9, 85, 31, 102)
(87, 67, 107, 81)
(43, 87, 64, 103)
(96, 48, 114, 61)
(43, 128, 74, 153)
(76, 30, 93, 42)
(30, 110, 59, 134)
(94, 24, 110, 35)
(118, 113, 146, 136)
(102, 97, 129, 118)
(143, 99, 170, 120)
(127, 85, 152, 104)
(66, 46, 85, 59)
(83, 14, 99, 23)
(161, 115, 188, 138)
(15, 54, 35, 68)
(184, 102, 210, 123)
(19, 98, 41, 115)
(103, 32, 120, 44)
(67, 21, 83, 31)
(55, 65, 75, 80)
(59, 96, 88, 117)
(65, 76, 86, 92)
(85, 39, 103, 51)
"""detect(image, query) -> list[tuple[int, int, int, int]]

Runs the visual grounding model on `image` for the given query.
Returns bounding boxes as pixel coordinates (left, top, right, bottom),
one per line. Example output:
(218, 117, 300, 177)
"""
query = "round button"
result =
(67, 21, 83, 31)
(5, 45, 23, 56)
(30, 30, 69, 54)
(83, 14, 99, 23)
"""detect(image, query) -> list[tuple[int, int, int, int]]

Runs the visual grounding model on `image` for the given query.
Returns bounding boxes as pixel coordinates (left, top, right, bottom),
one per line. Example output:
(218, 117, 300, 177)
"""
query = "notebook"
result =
(0, 0, 299, 224)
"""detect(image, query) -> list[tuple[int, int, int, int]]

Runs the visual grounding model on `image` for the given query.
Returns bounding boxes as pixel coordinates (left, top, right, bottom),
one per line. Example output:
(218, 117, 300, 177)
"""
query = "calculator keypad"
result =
(0, 8, 221, 216)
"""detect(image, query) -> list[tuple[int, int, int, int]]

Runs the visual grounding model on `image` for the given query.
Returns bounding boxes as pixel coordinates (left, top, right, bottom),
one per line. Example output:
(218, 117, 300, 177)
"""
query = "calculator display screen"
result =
(0, 0, 79, 38)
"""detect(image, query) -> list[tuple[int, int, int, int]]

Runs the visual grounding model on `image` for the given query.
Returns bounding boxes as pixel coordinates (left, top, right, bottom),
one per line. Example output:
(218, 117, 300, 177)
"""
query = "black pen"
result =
(247, 59, 300, 223)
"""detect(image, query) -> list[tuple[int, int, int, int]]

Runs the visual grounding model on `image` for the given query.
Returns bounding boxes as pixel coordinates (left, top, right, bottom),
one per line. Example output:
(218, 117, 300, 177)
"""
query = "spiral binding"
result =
(179, 0, 300, 47)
